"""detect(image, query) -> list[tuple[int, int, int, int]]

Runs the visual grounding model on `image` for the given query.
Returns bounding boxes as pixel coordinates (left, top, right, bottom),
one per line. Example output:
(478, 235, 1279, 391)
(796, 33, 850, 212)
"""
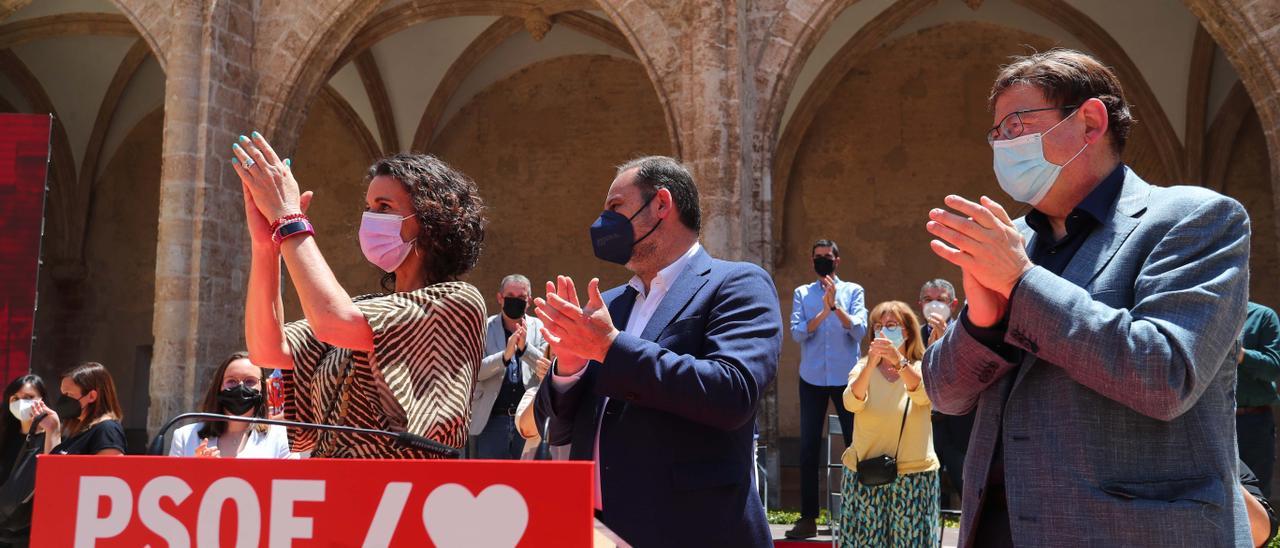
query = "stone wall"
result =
(774, 22, 1056, 435)
(430, 54, 672, 300)
(284, 89, 383, 320)
(1223, 109, 1279, 308)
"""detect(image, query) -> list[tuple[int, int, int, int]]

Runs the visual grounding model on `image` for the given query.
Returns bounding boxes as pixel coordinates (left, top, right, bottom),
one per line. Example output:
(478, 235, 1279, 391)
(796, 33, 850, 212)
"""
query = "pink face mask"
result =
(359, 212, 415, 272)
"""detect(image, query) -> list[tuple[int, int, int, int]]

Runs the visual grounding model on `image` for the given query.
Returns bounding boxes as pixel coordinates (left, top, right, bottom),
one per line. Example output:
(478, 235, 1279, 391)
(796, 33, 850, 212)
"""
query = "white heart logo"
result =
(422, 483, 528, 548)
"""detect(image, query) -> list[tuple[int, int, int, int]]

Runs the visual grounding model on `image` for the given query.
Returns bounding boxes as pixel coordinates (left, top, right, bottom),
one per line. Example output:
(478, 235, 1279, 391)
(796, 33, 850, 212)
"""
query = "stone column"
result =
(147, 1, 258, 434)
(622, 0, 783, 504)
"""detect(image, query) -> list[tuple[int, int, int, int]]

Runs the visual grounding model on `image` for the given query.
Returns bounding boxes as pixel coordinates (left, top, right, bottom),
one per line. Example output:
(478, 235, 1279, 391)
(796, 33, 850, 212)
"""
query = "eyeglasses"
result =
(222, 378, 261, 390)
(872, 322, 902, 331)
(987, 105, 1079, 144)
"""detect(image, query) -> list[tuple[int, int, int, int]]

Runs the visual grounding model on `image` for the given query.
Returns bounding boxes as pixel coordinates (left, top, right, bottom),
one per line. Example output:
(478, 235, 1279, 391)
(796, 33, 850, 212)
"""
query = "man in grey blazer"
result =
(923, 49, 1251, 546)
(470, 274, 546, 459)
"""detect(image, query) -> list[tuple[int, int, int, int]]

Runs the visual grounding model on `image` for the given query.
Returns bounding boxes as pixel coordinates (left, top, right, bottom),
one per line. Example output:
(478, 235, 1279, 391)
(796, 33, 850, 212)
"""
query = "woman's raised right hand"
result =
(31, 400, 58, 432)
(233, 166, 313, 249)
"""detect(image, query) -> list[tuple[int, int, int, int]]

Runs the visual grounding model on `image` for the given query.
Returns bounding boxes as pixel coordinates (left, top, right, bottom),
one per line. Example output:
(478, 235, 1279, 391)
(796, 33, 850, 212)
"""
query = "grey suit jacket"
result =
(469, 314, 545, 435)
(924, 167, 1251, 547)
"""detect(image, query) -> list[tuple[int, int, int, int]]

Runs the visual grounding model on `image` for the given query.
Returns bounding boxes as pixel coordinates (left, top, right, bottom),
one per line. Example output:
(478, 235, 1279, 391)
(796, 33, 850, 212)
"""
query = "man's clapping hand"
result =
(821, 276, 836, 310)
(926, 313, 948, 345)
(503, 324, 526, 362)
(926, 195, 1031, 327)
(534, 276, 618, 377)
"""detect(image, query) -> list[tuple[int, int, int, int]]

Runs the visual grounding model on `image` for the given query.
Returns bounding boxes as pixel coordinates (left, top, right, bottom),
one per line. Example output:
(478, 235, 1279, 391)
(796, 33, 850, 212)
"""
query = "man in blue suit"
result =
(924, 49, 1250, 546)
(533, 156, 781, 547)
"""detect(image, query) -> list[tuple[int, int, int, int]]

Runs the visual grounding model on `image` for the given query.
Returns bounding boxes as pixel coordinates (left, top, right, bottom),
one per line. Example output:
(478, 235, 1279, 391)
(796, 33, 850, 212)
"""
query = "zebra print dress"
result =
(280, 281, 485, 458)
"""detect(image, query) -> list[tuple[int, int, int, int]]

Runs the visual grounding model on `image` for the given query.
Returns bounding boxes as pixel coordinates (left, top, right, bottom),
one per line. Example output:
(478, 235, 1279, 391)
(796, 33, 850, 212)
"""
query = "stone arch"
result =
(253, 0, 385, 153)
(589, 0, 682, 158)
(263, 0, 666, 157)
(0, 12, 164, 279)
(767, 0, 942, 267)
(0, 12, 137, 47)
(1011, 0, 1184, 181)
(752, 0, 862, 173)
(108, 0, 168, 69)
(767, 0, 1192, 266)
(410, 11, 634, 152)
(317, 84, 382, 163)
(1183, 0, 1280, 264)
(0, 49, 79, 276)
(411, 17, 525, 152)
(1205, 82, 1256, 193)
(0, 5, 169, 70)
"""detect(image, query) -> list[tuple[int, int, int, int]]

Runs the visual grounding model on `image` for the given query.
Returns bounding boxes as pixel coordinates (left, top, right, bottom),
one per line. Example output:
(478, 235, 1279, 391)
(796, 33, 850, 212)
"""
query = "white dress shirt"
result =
(552, 241, 702, 509)
(169, 422, 298, 459)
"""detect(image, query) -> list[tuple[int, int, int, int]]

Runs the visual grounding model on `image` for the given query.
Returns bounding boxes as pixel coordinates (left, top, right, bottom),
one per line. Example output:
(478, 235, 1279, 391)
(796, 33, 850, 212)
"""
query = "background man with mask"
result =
(533, 156, 781, 547)
(923, 49, 1251, 546)
(918, 278, 972, 507)
(470, 274, 545, 459)
(785, 239, 867, 539)
(919, 278, 958, 347)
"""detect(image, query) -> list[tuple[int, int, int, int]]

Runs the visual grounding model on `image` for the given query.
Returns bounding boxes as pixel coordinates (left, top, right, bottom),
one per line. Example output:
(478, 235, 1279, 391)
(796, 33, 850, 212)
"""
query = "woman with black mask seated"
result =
(169, 351, 292, 458)
(43, 362, 126, 456)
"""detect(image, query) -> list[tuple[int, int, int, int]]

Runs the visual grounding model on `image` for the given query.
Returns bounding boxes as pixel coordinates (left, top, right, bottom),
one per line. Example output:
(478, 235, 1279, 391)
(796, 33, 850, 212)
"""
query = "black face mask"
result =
(814, 257, 836, 277)
(53, 394, 84, 422)
(218, 385, 263, 416)
(590, 194, 661, 265)
(502, 297, 527, 320)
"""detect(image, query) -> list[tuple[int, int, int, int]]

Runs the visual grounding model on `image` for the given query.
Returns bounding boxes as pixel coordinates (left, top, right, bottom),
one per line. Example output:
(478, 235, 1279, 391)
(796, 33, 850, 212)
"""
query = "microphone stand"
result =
(147, 412, 460, 459)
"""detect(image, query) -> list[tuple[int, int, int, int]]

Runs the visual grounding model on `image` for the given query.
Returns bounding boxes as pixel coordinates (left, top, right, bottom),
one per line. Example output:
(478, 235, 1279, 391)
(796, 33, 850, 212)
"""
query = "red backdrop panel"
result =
(32, 456, 595, 547)
(0, 114, 51, 383)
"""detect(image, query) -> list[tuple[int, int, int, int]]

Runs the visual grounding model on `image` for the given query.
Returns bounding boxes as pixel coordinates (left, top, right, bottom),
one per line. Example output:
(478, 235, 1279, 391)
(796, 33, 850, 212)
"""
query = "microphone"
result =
(147, 413, 461, 459)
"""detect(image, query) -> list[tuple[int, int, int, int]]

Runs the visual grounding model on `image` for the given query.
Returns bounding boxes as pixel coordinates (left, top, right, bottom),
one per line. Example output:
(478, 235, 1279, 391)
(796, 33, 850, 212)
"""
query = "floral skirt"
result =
(838, 467, 939, 547)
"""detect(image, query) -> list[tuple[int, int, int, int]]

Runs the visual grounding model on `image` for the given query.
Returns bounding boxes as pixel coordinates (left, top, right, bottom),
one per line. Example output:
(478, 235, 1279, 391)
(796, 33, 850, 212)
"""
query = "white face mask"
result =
(359, 212, 416, 273)
(922, 300, 952, 322)
(991, 108, 1088, 206)
(9, 399, 35, 422)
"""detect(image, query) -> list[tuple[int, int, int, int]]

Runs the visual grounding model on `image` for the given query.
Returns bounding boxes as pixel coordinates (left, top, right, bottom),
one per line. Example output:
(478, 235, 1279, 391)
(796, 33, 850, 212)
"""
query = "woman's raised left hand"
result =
(232, 131, 303, 223)
(868, 337, 904, 365)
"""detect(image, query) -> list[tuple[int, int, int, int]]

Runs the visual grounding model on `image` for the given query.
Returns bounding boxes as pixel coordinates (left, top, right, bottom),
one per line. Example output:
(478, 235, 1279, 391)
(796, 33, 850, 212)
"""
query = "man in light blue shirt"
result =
(785, 239, 867, 539)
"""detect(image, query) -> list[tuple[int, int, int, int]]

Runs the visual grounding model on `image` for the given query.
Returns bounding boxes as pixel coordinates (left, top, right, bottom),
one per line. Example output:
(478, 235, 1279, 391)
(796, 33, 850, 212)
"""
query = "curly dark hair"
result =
(367, 154, 486, 291)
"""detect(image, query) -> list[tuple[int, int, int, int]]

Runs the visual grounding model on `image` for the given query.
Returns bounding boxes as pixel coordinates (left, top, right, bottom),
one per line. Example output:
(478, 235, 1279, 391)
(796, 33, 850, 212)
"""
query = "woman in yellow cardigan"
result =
(840, 300, 938, 547)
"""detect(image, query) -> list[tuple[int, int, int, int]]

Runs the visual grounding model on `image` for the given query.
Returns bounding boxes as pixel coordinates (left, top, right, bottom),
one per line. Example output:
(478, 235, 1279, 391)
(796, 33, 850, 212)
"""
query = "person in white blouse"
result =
(169, 352, 294, 459)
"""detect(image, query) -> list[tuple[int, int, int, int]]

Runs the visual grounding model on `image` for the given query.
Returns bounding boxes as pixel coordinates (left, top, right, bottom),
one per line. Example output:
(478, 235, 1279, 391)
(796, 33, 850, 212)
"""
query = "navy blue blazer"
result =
(535, 248, 781, 548)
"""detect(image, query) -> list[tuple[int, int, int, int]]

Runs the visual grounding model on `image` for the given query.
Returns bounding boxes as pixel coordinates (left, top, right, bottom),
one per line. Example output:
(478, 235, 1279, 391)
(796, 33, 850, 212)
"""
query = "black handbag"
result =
(855, 402, 910, 487)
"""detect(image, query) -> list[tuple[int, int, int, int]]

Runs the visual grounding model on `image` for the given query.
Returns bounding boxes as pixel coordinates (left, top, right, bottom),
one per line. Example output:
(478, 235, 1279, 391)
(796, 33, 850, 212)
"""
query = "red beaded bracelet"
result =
(272, 218, 314, 245)
(269, 213, 307, 233)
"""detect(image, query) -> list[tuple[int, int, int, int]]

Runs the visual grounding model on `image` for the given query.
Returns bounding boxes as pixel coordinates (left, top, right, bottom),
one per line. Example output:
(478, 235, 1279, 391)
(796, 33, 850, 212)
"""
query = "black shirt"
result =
(491, 328, 526, 414)
(0, 432, 24, 478)
(51, 420, 127, 455)
(962, 164, 1126, 542)
(962, 163, 1127, 356)
(0, 431, 45, 545)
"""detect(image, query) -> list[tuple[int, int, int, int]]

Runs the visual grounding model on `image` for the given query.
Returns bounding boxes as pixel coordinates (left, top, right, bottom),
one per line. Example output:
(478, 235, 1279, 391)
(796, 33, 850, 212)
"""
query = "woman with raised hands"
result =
(232, 132, 487, 459)
(839, 300, 939, 547)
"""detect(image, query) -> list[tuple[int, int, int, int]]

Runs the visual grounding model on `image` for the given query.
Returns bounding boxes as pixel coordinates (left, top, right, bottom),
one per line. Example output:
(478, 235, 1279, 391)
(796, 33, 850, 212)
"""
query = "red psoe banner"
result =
(0, 114, 51, 382)
(32, 456, 593, 547)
